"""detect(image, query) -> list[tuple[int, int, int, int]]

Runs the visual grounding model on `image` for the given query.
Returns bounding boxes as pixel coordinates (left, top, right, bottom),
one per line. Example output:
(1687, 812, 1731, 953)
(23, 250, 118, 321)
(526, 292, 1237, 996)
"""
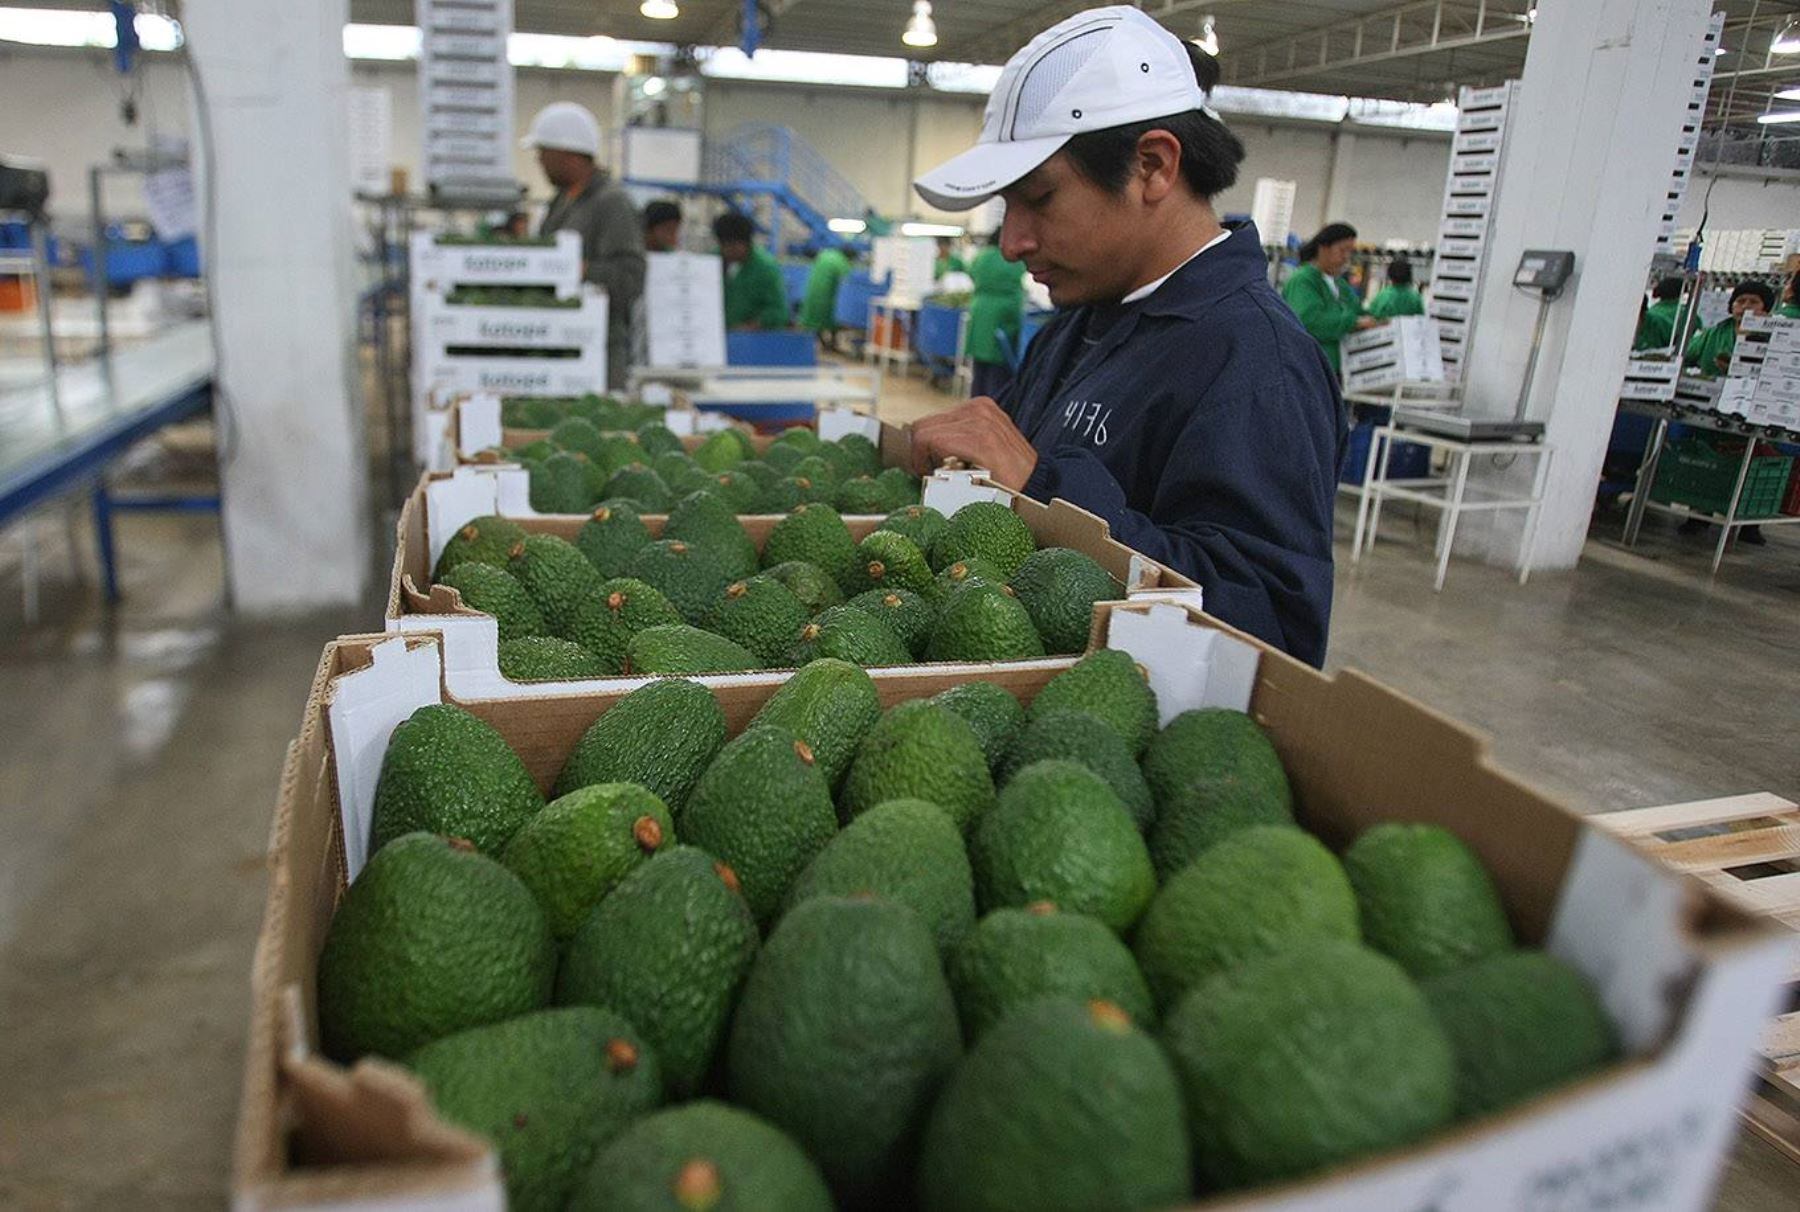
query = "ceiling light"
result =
(1775, 19, 1800, 54)
(1755, 110, 1800, 124)
(900, 221, 963, 237)
(902, 1, 937, 49)
(1778, 86, 1800, 101)
(640, 0, 680, 20)
(828, 218, 868, 234)
(1193, 16, 1219, 57)
(641, 75, 666, 97)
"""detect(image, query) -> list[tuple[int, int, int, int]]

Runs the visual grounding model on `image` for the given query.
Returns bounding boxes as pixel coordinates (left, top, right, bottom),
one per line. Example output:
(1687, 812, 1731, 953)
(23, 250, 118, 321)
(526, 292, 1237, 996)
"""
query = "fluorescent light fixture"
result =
(1775, 19, 1800, 54)
(0, 8, 181, 51)
(900, 221, 963, 237)
(903, 1, 937, 49)
(344, 23, 420, 60)
(828, 218, 868, 234)
(928, 62, 1003, 93)
(1756, 110, 1800, 124)
(1193, 16, 1219, 57)
(641, 0, 680, 19)
(1777, 86, 1800, 101)
(702, 46, 908, 88)
(641, 75, 667, 97)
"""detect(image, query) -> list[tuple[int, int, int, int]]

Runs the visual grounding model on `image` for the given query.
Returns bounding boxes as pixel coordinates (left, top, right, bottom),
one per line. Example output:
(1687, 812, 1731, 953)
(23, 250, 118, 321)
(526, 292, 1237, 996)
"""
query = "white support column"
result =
(1319, 129, 1356, 231)
(183, 0, 371, 610)
(1457, 0, 1710, 570)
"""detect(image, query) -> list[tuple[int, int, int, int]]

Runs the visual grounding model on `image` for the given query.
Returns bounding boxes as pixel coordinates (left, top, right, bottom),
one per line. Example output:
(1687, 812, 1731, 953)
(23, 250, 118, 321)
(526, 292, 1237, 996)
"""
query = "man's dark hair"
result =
(712, 211, 755, 243)
(1652, 276, 1684, 301)
(1298, 223, 1357, 262)
(644, 199, 681, 229)
(1060, 43, 1245, 201)
(1730, 279, 1775, 310)
(1386, 257, 1414, 287)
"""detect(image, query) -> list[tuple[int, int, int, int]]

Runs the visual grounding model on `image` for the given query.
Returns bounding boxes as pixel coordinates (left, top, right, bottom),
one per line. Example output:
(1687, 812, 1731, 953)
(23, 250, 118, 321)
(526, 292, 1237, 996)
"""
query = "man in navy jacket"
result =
(911, 6, 1345, 666)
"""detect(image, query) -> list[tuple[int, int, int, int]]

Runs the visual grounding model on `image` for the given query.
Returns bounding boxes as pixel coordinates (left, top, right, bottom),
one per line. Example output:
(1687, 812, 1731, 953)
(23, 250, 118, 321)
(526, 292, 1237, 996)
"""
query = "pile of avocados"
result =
(319, 651, 1620, 1211)
(433, 488, 1127, 682)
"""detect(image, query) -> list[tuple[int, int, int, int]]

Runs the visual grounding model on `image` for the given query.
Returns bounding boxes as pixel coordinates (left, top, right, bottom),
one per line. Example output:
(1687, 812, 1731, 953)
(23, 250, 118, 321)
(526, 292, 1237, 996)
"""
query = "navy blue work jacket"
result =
(1003, 223, 1347, 667)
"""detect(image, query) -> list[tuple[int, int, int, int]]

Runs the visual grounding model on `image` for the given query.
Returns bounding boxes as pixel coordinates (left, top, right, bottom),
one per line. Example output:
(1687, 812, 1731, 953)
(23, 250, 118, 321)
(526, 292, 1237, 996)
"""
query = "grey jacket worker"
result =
(540, 169, 644, 392)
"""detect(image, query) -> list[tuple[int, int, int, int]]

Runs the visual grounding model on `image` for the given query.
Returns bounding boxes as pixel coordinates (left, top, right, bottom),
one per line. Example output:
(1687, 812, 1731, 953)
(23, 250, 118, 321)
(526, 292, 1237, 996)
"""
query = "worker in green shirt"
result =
(798, 243, 854, 352)
(934, 236, 968, 280)
(1365, 256, 1424, 319)
(1282, 222, 1375, 374)
(1685, 279, 1771, 376)
(1776, 276, 1800, 320)
(964, 235, 1026, 400)
(713, 211, 791, 330)
(1634, 276, 1684, 350)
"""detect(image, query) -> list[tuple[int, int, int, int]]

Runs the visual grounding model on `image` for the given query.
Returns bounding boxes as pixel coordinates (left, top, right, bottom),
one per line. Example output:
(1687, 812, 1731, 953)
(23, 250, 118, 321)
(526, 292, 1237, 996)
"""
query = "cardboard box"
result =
(447, 392, 780, 464)
(233, 604, 1790, 1210)
(1341, 317, 1445, 392)
(384, 465, 1203, 700)
(418, 292, 608, 351)
(1621, 358, 1680, 403)
(409, 232, 582, 298)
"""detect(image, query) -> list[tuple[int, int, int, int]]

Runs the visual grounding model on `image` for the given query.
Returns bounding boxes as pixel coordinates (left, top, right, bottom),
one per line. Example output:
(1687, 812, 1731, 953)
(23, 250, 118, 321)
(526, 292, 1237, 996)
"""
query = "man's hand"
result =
(909, 397, 1040, 490)
(1355, 315, 1380, 330)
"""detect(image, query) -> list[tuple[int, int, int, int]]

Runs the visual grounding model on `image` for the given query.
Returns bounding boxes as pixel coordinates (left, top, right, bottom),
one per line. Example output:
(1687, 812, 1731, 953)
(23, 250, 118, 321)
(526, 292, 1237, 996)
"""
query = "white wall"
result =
(1676, 168, 1800, 231)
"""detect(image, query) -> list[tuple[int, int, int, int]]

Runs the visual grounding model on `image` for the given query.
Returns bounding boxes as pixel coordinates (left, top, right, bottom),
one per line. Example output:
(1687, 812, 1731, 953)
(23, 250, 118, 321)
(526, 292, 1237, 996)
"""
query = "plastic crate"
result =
(916, 302, 963, 361)
(1650, 435, 1793, 519)
(1340, 418, 1431, 486)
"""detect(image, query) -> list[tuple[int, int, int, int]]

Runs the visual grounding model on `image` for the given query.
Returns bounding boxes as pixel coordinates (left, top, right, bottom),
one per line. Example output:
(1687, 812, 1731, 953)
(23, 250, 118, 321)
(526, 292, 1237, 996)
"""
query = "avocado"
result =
(570, 1101, 833, 1212)
(1163, 939, 1455, 1189)
(602, 464, 673, 512)
(840, 699, 996, 831)
(771, 425, 822, 453)
(510, 397, 566, 429)
(1423, 949, 1617, 1116)
(757, 475, 808, 513)
(369, 703, 545, 857)
(664, 491, 758, 580)
(833, 431, 884, 477)
(558, 846, 759, 1095)
(679, 725, 839, 923)
(438, 561, 546, 641)
(998, 709, 1155, 831)
(502, 783, 675, 938)
(626, 624, 764, 674)
(596, 434, 647, 478)
(651, 450, 701, 489)
(1149, 772, 1296, 879)
(970, 759, 1155, 931)
(845, 587, 934, 657)
(875, 465, 920, 508)
(762, 442, 806, 475)
(705, 576, 811, 665)
(935, 556, 1005, 598)
(878, 504, 948, 552)
(763, 559, 845, 613)
(318, 833, 555, 1060)
(549, 416, 607, 463)
(760, 503, 858, 588)
(930, 501, 1035, 575)
(692, 428, 749, 472)
(564, 577, 684, 674)
(406, 1006, 661, 1212)
(784, 603, 912, 668)
(727, 896, 962, 1204)
(1343, 822, 1515, 980)
(498, 635, 609, 681)
(834, 474, 890, 514)
(926, 583, 1047, 662)
(1007, 546, 1123, 654)
(529, 451, 595, 514)
(554, 677, 727, 812)
(918, 998, 1190, 1212)
(782, 798, 974, 955)
(574, 501, 652, 578)
(434, 515, 528, 579)
(948, 902, 1155, 1041)
(1134, 825, 1359, 1011)
(930, 681, 1026, 771)
(1141, 707, 1292, 814)
(845, 529, 937, 599)
(707, 469, 763, 513)
(747, 657, 881, 789)
(788, 453, 841, 492)
(508, 533, 607, 639)
(1027, 648, 1160, 756)
(633, 421, 684, 458)
(626, 539, 732, 625)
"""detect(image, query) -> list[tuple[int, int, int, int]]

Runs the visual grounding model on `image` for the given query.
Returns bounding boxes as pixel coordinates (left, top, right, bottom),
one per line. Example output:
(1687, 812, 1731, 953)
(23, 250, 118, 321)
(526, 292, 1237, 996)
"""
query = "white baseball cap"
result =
(521, 102, 601, 156)
(914, 5, 1209, 212)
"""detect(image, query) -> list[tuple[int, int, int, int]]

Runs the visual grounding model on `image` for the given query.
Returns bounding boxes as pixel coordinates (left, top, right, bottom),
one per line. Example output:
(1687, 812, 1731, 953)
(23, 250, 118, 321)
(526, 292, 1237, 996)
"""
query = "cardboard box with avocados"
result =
(234, 601, 1788, 1211)
(382, 463, 1202, 701)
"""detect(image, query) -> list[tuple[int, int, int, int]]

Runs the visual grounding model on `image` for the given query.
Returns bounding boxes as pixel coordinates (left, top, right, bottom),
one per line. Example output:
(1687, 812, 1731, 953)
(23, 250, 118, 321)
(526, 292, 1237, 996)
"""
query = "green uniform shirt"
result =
(1776, 302, 1800, 320)
(723, 245, 791, 329)
(1282, 262, 1364, 372)
(934, 254, 968, 279)
(1366, 285, 1425, 319)
(964, 245, 1025, 365)
(1634, 297, 1683, 350)
(797, 248, 850, 332)
(1685, 316, 1739, 376)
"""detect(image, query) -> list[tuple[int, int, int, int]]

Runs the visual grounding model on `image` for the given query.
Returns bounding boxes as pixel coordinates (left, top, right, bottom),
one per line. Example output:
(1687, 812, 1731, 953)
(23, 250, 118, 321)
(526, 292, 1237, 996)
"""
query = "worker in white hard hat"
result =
(907, 6, 1345, 666)
(522, 101, 643, 391)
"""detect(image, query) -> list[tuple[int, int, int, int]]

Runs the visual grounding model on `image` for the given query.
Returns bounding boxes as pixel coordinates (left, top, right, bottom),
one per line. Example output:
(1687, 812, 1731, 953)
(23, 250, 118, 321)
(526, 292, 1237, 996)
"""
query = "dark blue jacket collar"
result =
(1135, 221, 1268, 321)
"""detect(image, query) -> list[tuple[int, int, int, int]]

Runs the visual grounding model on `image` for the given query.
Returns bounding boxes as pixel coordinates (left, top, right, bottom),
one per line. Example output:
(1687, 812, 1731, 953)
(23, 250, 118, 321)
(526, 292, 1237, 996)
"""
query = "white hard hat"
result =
(914, 5, 1209, 212)
(522, 102, 601, 156)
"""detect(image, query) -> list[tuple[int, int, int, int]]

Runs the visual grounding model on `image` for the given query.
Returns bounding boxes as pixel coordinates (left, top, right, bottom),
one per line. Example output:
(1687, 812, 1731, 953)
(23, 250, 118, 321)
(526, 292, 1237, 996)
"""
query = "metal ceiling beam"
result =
(1220, 0, 1532, 90)
(958, 0, 1223, 67)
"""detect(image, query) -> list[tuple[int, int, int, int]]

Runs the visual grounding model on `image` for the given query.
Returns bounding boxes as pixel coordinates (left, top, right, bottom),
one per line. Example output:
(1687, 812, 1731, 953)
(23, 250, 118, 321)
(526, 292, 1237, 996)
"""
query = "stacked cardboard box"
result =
(1429, 83, 1519, 384)
(1341, 316, 1445, 392)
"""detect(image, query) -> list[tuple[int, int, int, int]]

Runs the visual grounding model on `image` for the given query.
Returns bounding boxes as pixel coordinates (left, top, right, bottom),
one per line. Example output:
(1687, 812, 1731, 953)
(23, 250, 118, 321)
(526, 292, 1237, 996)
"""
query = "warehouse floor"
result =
(1, 399, 1796, 1206)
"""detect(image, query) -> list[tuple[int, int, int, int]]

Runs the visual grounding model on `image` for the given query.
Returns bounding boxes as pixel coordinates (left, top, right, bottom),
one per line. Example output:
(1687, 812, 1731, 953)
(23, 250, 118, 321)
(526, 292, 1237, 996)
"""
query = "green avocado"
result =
(664, 490, 758, 580)
(760, 503, 858, 589)
(554, 678, 727, 812)
(633, 421, 684, 458)
(438, 560, 545, 641)
(507, 533, 607, 639)
(929, 500, 1035, 575)
(834, 474, 891, 515)
(573, 500, 652, 578)
(564, 577, 684, 675)
(501, 783, 674, 938)
(705, 576, 810, 666)
(763, 559, 845, 613)
(1007, 546, 1123, 655)
(1027, 648, 1159, 756)
(369, 703, 544, 858)
(625, 624, 764, 675)
(529, 451, 594, 514)
(926, 583, 1046, 663)
(569, 1101, 833, 1212)
(602, 465, 673, 512)
(877, 504, 948, 552)
(930, 681, 1027, 771)
(625, 539, 732, 625)
(840, 699, 996, 832)
(1141, 707, 1292, 814)
(947, 902, 1155, 1041)
(845, 587, 935, 657)
(844, 529, 937, 599)
(497, 635, 609, 682)
(998, 708, 1155, 831)
(1149, 772, 1296, 879)
(746, 657, 881, 789)
(1343, 822, 1515, 979)
(434, 514, 528, 579)
(784, 604, 912, 669)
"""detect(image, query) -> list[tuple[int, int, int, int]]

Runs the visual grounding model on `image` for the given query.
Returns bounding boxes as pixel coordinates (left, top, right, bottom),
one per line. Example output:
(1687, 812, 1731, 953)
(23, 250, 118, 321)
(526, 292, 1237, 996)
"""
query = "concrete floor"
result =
(0, 385, 1796, 1206)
